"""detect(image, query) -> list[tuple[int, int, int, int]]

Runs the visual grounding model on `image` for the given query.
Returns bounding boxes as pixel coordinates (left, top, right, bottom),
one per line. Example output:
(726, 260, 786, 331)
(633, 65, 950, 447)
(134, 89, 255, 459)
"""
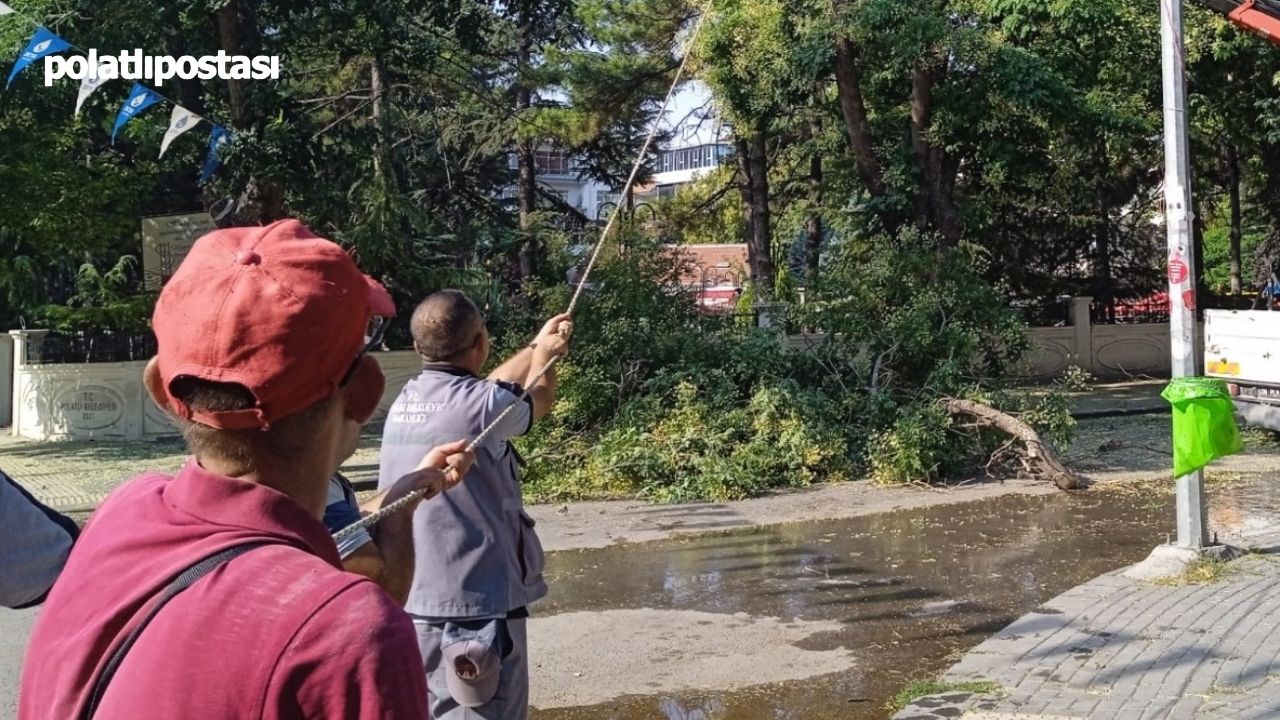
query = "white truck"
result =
(1204, 309, 1280, 430)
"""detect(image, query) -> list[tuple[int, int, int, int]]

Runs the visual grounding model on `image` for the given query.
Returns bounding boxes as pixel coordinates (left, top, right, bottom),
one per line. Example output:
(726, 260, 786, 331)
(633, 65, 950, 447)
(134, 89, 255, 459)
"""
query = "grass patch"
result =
(886, 679, 1003, 712)
(1153, 556, 1232, 587)
(1206, 470, 1253, 488)
(1205, 682, 1247, 698)
(1242, 427, 1280, 449)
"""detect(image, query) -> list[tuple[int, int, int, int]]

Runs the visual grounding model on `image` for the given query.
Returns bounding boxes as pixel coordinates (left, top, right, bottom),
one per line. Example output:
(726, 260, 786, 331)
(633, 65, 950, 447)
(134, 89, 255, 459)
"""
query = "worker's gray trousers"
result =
(411, 616, 528, 720)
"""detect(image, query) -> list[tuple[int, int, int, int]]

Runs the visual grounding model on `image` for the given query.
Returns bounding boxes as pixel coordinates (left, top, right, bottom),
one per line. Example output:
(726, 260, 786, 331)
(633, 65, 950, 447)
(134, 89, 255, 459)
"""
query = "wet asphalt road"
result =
(530, 489, 1179, 719)
(0, 485, 1189, 720)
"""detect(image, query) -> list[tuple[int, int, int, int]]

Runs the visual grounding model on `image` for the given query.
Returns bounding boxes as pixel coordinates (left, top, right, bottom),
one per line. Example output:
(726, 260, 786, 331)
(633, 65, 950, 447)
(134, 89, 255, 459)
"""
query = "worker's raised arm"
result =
(525, 314, 571, 421)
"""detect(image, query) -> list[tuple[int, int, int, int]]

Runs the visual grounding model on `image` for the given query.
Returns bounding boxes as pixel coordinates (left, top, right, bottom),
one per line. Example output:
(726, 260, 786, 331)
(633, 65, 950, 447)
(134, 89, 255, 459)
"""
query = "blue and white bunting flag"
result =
(0, 3, 16, 16)
(74, 69, 110, 117)
(6, 27, 71, 88)
(198, 125, 230, 184)
(111, 82, 162, 144)
(159, 105, 202, 158)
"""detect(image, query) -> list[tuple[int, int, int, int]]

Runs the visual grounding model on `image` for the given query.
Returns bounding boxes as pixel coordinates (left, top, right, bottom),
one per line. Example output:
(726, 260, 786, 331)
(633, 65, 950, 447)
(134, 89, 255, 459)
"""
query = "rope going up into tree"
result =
(331, 0, 716, 545)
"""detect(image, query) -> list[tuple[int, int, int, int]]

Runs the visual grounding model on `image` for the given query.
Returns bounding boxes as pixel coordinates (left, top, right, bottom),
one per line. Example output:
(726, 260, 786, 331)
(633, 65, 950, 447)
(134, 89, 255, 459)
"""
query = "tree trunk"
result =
(166, 36, 206, 116)
(214, 2, 254, 128)
(805, 113, 823, 288)
(370, 59, 394, 188)
(1093, 209, 1112, 320)
(1194, 198, 1209, 303)
(214, 0, 285, 224)
(735, 137, 755, 247)
(370, 57, 412, 252)
(946, 399, 1085, 491)
(161, 18, 205, 206)
(747, 127, 774, 302)
(910, 62, 961, 248)
(514, 13, 538, 282)
(1091, 148, 1113, 320)
(1254, 142, 1280, 286)
(1227, 141, 1244, 295)
(832, 37, 885, 200)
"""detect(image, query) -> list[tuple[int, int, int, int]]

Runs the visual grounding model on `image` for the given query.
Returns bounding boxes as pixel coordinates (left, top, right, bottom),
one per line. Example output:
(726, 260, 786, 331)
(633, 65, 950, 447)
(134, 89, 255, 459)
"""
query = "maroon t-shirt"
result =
(18, 459, 429, 720)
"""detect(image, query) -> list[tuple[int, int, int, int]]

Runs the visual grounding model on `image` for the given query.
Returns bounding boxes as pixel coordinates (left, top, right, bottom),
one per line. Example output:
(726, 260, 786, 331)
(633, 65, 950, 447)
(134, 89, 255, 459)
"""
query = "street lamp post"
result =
(1161, 0, 1209, 549)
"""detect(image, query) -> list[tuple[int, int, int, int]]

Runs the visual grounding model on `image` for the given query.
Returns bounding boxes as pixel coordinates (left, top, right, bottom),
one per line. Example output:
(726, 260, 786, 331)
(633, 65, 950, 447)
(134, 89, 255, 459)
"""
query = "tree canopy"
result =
(3, 0, 1280, 324)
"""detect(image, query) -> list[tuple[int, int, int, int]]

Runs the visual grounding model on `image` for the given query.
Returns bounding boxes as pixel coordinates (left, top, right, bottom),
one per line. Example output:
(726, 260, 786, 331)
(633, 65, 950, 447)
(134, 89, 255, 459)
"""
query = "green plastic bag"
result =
(1161, 377, 1244, 477)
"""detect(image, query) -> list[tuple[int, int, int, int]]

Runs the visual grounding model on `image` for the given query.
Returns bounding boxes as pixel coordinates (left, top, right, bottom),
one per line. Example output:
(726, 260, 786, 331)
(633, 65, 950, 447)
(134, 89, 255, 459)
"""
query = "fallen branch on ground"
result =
(946, 398, 1085, 491)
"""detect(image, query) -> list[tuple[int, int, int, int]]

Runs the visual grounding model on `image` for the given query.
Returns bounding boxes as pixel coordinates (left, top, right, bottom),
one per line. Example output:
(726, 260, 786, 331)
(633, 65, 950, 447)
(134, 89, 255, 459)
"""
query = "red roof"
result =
(663, 244, 750, 288)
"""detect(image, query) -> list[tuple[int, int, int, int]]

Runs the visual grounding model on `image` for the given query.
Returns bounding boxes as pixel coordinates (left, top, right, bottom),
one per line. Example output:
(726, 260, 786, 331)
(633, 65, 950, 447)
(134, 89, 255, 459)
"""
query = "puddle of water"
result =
(530, 487, 1186, 720)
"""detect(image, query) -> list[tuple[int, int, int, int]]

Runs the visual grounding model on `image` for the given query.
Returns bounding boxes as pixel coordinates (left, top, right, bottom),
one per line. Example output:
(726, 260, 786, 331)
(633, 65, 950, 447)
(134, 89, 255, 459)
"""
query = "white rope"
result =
(332, 2, 714, 544)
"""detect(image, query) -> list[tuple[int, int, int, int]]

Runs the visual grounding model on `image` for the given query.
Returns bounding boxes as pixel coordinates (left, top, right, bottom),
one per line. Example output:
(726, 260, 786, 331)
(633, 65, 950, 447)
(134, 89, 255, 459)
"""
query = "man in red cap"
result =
(19, 219, 470, 719)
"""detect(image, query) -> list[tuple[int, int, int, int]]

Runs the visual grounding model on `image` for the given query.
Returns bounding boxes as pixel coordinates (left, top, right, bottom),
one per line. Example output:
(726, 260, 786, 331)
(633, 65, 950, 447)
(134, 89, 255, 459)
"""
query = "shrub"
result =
(526, 375, 853, 503)
(512, 229, 1072, 501)
(868, 402, 961, 485)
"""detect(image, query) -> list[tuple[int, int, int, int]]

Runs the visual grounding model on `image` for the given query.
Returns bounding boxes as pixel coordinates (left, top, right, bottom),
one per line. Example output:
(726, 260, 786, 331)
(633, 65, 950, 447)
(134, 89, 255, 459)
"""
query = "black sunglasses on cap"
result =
(339, 316, 389, 386)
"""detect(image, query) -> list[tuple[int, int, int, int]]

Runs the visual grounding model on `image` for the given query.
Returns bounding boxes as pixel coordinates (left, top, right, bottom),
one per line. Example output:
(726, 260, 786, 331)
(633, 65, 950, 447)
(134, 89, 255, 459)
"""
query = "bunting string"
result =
(0, 1, 230, 181)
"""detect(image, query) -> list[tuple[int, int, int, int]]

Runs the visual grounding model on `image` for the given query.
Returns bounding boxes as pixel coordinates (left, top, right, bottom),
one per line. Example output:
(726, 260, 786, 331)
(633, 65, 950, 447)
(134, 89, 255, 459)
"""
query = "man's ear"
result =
(342, 355, 385, 424)
(143, 358, 173, 414)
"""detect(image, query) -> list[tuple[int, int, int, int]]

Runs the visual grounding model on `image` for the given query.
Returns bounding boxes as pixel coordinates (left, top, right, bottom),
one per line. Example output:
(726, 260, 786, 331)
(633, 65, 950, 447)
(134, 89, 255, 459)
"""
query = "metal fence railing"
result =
(26, 331, 158, 365)
(1011, 299, 1070, 327)
(1091, 295, 1170, 325)
(1089, 292, 1260, 325)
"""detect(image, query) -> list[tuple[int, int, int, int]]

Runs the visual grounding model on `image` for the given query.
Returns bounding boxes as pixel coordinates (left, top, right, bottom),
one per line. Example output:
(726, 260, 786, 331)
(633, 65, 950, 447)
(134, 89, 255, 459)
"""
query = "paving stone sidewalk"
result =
(0, 432, 383, 512)
(893, 486, 1280, 720)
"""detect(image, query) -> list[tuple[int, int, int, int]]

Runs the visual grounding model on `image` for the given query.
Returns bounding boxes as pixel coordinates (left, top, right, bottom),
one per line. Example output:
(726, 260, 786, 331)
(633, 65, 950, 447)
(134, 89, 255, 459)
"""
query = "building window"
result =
(655, 144, 735, 173)
(535, 150, 571, 175)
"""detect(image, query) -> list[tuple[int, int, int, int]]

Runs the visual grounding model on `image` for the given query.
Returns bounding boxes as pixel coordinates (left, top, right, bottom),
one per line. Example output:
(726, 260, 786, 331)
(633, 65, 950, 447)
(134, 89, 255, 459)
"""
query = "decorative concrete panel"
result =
(15, 362, 149, 441)
(373, 351, 424, 421)
(1024, 327, 1077, 379)
(1092, 325, 1170, 377)
(10, 351, 425, 442)
(143, 393, 179, 439)
(6, 311, 1192, 442)
(0, 334, 12, 427)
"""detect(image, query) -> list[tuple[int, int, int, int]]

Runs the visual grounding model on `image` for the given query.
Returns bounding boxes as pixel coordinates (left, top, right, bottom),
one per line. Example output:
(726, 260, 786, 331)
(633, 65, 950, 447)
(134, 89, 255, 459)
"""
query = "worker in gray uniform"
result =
(378, 289, 570, 719)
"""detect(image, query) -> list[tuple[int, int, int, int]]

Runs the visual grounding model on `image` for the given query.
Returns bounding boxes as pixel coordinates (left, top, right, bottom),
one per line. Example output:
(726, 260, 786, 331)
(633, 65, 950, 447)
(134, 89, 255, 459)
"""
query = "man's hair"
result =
(411, 290, 484, 361)
(169, 377, 337, 467)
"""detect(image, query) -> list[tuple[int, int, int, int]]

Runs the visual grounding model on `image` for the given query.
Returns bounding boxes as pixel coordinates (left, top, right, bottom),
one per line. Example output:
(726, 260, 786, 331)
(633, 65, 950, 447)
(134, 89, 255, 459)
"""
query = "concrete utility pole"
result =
(1161, 0, 1209, 549)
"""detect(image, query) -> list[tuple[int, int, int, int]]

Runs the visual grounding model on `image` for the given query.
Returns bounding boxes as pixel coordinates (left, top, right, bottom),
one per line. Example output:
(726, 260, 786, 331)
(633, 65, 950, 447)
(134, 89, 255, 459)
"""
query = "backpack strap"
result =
(80, 541, 274, 720)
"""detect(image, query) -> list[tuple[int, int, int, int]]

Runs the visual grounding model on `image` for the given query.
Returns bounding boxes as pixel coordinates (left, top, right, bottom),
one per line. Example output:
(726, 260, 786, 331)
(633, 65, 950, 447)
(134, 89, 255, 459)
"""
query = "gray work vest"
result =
(378, 365, 547, 618)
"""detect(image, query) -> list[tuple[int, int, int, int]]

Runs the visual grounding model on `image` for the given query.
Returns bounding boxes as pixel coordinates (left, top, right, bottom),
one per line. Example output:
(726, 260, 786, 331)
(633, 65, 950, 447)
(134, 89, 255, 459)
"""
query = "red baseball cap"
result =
(153, 219, 394, 430)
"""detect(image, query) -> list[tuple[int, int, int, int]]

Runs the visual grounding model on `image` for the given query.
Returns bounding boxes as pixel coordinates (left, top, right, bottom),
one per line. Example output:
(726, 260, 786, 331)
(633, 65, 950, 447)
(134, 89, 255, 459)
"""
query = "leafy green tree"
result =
(697, 0, 828, 299)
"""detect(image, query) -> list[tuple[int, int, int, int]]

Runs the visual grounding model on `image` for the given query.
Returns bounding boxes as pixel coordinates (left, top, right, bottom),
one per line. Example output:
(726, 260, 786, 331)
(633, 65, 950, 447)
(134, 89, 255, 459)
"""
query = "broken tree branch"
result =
(946, 398, 1085, 491)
